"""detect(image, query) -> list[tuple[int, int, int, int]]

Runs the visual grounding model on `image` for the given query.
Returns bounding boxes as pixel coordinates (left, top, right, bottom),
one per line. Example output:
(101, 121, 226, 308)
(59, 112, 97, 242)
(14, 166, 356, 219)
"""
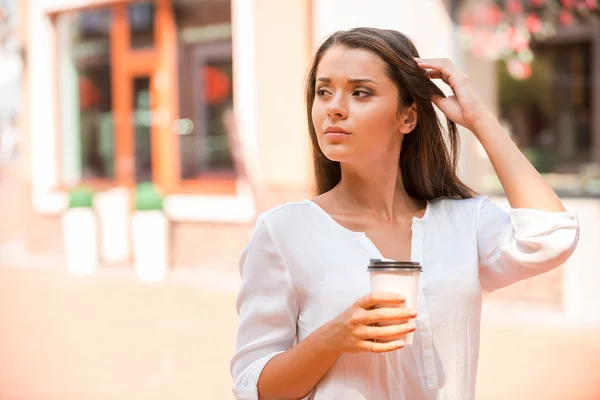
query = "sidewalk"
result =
(477, 315, 600, 400)
(0, 264, 240, 400)
(0, 261, 598, 400)
(478, 300, 600, 400)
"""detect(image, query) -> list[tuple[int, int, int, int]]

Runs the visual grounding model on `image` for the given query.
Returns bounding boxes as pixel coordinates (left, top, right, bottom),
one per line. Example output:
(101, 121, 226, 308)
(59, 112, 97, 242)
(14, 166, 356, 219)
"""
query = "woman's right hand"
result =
(324, 291, 418, 355)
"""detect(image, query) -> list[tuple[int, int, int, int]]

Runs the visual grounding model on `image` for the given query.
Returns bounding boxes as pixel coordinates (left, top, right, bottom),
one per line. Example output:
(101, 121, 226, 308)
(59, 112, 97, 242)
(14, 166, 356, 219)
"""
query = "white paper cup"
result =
(368, 259, 421, 345)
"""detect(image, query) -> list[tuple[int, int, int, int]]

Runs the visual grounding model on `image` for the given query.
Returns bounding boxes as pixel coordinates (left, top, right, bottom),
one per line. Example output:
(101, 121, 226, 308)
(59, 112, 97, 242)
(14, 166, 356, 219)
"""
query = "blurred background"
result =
(0, 0, 599, 399)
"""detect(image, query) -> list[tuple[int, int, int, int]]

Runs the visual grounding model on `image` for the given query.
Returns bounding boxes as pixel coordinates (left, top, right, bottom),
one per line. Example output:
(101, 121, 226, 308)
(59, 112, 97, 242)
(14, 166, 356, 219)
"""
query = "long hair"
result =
(306, 27, 475, 200)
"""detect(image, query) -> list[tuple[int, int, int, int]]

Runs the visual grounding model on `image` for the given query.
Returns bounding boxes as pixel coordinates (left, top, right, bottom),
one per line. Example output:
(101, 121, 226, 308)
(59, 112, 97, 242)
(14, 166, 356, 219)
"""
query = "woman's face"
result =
(312, 45, 416, 165)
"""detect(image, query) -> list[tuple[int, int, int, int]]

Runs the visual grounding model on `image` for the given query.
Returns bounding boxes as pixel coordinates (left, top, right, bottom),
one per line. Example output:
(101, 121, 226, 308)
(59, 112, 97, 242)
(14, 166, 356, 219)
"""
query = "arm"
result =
(471, 114, 565, 212)
(231, 216, 342, 400)
(231, 215, 309, 400)
(415, 57, 565, 212)
(232, 216, 415, 399)
(259, 296, 413, 400)
(257, 321, 341, 400)
(415, 57, 579, 291)
(476, 196, 579, 292)
(471, 117, 580, 290)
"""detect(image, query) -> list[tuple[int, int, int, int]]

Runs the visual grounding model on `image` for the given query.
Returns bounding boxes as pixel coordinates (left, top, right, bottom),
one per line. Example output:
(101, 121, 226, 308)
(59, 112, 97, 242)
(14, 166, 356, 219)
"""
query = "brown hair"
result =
(306, 27, 475, 200)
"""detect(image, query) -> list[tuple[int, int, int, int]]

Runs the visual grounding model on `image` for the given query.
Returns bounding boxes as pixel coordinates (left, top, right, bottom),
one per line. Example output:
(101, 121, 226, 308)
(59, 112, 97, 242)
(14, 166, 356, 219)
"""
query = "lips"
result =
(324, 126, 350, 135)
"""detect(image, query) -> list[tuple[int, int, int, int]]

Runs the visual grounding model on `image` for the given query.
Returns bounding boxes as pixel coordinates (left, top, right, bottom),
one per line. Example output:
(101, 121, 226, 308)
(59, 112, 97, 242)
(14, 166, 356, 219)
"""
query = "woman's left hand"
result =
(415, 57, 492, 132)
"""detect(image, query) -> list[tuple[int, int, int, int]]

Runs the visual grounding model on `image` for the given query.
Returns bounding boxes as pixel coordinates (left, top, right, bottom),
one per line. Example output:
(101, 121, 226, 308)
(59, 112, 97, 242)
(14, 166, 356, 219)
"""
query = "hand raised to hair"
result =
(415, 58, 493, 132)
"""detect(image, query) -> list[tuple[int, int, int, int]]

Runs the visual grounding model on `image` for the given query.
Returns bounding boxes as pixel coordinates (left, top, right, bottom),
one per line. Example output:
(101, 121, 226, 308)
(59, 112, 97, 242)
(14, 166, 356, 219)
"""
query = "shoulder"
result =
(255, 200, 317, 234)
(260, 200, 314, 221)
(427, 195, 488, 221)
(242, 201, 314, 255)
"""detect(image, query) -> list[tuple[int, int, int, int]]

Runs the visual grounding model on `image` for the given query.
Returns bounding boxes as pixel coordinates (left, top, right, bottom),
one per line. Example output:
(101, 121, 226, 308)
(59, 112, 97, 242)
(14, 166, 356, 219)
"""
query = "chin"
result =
(321, 147, 355, 164)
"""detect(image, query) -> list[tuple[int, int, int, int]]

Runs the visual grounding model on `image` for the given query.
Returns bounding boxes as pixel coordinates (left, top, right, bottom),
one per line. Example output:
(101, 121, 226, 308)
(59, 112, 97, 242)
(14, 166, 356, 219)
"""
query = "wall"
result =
(251, 0, 314, 208)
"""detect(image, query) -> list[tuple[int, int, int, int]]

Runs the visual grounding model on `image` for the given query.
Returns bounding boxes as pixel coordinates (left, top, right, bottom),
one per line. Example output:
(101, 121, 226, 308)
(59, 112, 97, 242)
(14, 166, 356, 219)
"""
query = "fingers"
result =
(431, 94, 445, 108)
(415, 57, 458, 75)
(424, 69, 443, 80)
(356, 291, 405, 309)
(356, 322, 417, 342)
(415, 58, 453, 84)
(359, 339, 406, 354)
(416, 58, 472, 89)
(359, 307, 417, 325)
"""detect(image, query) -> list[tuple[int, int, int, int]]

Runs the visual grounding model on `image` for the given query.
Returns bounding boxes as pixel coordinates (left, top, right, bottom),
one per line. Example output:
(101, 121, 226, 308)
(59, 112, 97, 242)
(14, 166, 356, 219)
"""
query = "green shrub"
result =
(68, 187, 94, 209)
(135, 182, 164, 211)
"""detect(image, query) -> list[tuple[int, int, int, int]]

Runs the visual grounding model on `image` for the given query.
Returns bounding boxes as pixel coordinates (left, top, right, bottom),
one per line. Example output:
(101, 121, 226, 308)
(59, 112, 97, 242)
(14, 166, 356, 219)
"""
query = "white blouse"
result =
(230, 196, 579, 400)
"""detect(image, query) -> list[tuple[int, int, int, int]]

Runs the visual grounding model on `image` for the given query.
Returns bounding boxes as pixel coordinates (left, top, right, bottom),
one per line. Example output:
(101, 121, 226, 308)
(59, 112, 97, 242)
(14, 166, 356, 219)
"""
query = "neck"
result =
(334, 156, 421, 222)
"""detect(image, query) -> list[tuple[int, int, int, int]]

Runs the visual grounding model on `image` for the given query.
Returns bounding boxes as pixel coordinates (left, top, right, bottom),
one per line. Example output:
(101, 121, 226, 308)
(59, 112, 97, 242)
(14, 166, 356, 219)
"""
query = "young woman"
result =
(230, 27, 580, 400)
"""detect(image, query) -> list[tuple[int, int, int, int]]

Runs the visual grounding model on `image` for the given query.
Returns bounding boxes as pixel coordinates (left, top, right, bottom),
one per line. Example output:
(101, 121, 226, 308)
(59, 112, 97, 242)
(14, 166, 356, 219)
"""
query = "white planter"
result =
(132, 210, 169, 282)
(95, 188, 131, 264)
(62, 208, 98, 275)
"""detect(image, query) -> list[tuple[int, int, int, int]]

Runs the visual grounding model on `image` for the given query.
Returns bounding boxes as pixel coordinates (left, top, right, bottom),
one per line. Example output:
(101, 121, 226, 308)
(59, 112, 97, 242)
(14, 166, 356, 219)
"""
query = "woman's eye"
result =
(316, 89, 330, 96)
(353, 90, 372, 98)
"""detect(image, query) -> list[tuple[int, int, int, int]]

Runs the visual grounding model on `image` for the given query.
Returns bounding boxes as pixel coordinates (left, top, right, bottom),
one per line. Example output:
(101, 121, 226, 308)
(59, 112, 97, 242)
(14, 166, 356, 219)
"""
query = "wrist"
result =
(470, 111, 499, 138)
(315, 319, 344, 358)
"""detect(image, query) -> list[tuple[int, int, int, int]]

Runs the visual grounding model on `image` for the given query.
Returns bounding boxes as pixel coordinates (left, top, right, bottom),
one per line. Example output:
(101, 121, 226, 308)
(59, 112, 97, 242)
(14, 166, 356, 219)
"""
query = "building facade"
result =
(16, 0, 600, 323)
(21, 0, 314, 270)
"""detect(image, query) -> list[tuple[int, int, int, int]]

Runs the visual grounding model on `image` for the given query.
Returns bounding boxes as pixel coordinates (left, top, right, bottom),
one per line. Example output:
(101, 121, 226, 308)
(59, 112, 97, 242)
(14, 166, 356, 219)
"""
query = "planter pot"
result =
(132, 210, 169, 282)
(95, 188, 130, 264)
(62, 208, 98, 275)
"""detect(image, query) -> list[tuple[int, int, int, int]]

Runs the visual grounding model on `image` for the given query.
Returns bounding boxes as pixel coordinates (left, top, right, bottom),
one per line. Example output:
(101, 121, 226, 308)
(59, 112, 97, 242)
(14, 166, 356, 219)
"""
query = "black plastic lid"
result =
(367, 259, 422, 271)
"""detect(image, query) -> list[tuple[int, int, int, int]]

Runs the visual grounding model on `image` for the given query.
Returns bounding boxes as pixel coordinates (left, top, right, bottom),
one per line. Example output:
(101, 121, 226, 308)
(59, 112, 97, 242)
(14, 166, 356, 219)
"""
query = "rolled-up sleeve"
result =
(476, 196, 580, 293)
(230, 215, 298, 400)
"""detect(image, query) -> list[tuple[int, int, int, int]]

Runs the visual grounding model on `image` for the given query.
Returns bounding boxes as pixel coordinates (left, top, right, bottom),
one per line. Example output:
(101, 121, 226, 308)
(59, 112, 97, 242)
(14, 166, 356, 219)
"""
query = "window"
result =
(57, 9, 115, 184)
(495, 40, 598, 196)
(175, 0, 235, 181)
(55, 0, 237, 194)
(133, 77, 153, 182)
(128, 2, 154, 49)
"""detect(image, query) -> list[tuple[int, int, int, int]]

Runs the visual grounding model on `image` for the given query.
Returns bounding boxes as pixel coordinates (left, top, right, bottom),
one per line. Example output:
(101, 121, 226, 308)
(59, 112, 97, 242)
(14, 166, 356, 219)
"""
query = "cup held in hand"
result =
(368, 259, 422, 345)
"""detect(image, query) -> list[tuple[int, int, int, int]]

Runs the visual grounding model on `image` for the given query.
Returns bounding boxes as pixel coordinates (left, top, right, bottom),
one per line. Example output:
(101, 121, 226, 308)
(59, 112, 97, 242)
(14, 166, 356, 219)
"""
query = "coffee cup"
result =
(367, 259, 422, 345)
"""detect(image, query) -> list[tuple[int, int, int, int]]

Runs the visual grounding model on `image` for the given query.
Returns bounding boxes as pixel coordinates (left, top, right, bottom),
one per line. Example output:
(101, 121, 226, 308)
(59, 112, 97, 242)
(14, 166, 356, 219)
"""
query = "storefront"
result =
(51, 0, 237, 193)
(18, 0, 600, 323)
(23, 0, 313, 267)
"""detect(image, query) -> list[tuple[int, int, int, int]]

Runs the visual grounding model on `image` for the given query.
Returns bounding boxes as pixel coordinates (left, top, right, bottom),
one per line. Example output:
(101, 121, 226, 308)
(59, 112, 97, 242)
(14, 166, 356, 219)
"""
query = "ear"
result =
(398, 102, 418, 134)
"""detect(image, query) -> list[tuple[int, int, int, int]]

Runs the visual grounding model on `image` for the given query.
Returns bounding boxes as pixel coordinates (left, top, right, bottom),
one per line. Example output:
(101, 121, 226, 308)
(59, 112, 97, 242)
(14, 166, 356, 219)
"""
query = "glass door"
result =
(133, 76, 153, 183)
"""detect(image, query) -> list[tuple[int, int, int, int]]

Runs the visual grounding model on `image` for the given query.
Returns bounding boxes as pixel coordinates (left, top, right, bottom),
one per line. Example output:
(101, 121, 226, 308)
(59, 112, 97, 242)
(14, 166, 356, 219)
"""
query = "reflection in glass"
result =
(58, 9, 114, 182)
(128, 2, 155, 49)
(179, 55, 234, 180)
(133, 77, 153, 183)
(497, 41, 593, 193)
(175, 0, 234, 180)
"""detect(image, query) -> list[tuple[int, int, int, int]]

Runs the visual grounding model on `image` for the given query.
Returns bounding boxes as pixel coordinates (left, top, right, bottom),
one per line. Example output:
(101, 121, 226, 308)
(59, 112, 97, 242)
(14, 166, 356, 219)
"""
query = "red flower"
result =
(510, 29, 530, 52)
(459, 11, 475, 27)
(526, 14, 542, 33)
(561, 0, 575, 8)
(508, 0, 523, 13)
(559, 9, 575, 25)
(529, 0, 546, 6)
(488, 5, 504, 25)
(472, 30, 492, 57)
(473, 4, 491, 25)
(460, 25, 474, 36)
(585, 0, 598, 9)
(507, 59, 532, 80)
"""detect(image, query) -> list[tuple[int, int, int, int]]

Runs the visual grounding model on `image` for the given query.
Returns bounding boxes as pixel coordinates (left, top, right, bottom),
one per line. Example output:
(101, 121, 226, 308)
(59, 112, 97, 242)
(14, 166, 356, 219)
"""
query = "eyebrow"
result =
(316, 77, 378, 84)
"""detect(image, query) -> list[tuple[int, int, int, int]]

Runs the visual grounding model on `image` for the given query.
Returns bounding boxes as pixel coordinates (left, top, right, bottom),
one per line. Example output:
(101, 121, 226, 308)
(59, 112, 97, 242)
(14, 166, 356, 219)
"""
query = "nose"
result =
(326, 94, 348, 119)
